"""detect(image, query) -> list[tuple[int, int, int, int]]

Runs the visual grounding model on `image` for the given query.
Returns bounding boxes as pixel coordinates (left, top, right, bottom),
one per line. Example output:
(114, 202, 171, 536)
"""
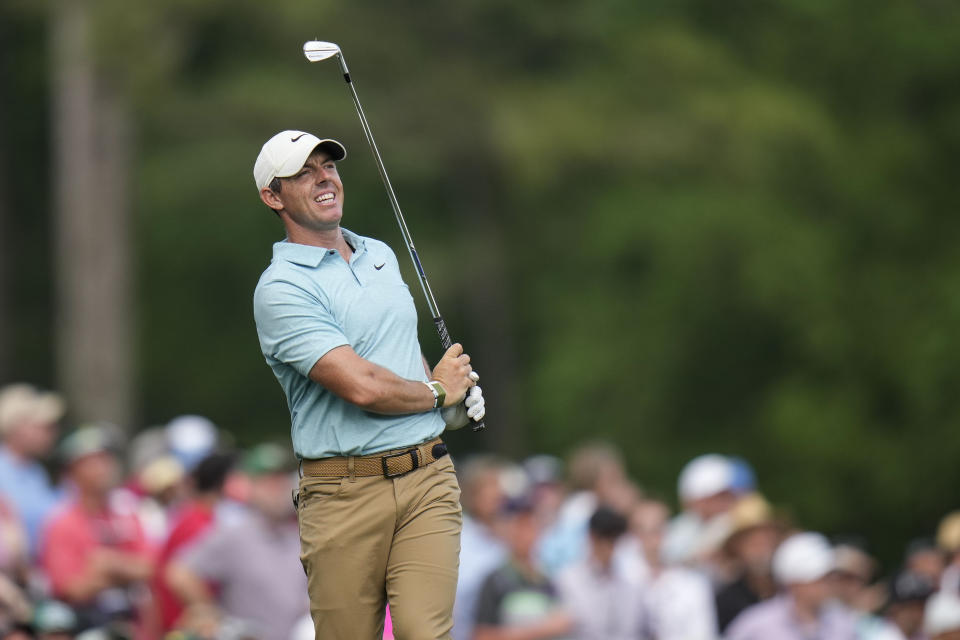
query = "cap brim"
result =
(274, 139, 347, 180)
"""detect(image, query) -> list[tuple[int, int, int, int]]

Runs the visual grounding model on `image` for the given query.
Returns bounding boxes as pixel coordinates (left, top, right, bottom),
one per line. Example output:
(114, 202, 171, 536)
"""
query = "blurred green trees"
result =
(3, 0, 960, 563)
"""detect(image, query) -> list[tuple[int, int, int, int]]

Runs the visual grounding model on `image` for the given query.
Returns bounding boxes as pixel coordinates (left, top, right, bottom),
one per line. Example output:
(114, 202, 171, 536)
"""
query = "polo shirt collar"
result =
(273, 228, 367, 267)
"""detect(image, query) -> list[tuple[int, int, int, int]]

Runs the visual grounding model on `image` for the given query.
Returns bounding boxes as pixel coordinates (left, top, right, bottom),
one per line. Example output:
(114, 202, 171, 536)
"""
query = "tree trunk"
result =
(0, 65, 8, 383)
(50, 0, 134, 427)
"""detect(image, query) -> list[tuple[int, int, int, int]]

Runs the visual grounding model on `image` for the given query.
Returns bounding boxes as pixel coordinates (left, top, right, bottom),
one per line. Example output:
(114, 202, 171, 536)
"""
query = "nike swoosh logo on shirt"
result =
(374, 263, 386, 270)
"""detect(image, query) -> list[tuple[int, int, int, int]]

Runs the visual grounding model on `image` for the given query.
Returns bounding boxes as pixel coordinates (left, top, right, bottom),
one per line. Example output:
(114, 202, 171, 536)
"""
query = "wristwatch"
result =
(424, 381, 446, 409)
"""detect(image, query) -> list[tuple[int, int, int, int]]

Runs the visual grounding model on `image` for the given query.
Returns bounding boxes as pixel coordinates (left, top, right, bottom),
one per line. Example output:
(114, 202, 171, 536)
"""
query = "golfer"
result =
(252, 130, 485, 640)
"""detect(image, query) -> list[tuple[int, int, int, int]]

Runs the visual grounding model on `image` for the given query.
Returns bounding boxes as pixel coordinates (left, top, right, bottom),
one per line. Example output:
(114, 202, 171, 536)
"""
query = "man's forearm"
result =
(309, 343, 473, 414)
(347, 367, 438, 414)
(165, 564, 214, 605)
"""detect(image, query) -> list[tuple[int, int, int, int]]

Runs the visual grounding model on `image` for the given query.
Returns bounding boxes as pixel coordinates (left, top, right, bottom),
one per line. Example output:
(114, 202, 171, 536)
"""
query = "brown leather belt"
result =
(301, 437, 447, 479)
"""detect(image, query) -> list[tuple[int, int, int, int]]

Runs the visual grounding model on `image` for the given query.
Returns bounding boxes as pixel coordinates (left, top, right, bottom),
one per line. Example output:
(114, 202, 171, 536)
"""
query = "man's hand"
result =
(440, 376, 485, 430)
(430, 343, 475, 407)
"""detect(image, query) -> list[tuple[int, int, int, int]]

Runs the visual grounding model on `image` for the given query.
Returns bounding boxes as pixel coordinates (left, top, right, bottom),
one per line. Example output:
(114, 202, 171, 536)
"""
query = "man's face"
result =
(70, 451, 120, 495)
(264, 151, 344, 233)
(10, 419, 58, 459)
(730, 525, 781, 575)
(790, 576, 833, 611)
(888, 601, 926, 637)
(504, 511, 540, 560)
(631, 501, 668, 561)
(248, 472, 296, 520)
(590, 534, 618, 568)
(465, 469, 504, 523)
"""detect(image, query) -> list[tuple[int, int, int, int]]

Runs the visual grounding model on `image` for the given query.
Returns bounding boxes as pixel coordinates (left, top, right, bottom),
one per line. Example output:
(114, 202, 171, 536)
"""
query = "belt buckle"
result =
(381, 447, 420, 478)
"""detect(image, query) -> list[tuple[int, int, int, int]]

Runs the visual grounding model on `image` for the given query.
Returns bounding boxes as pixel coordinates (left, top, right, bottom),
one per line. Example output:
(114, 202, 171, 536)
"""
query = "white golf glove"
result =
(441, 372, 485, 430)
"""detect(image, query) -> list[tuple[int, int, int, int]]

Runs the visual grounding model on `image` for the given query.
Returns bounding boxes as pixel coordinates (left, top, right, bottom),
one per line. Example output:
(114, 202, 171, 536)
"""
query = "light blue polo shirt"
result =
(253, 228, 444, 459)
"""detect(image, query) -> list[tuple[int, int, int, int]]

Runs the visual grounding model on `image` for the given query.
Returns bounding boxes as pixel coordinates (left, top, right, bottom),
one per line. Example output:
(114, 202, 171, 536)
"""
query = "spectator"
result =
(832, 541, 884, 614)
(165, 444, 307, 640)
(714, 493, 783, 633)
(556, 506, 643, 640)
(871, 571, 936, 640)
(0, 384, 64, 555)
(153, 451, 235, 633)
(522, 456, 565, 529)
(132, 455, 186, 546)
(0, 499, 29, 587)
(631, 499, 717, 640)
(453, 455, 509, 640)
(938, 512, 960, 595)
(662, 454, 739, 571)
(726, 532, 857, 640)
(536, 442, 632, 576)
(164, 416, 218, 473)
(473, 496, 573, 640)
(924, 591, 960, 640)
(905, 538, 948, 592)
(39, 425, 153, 631)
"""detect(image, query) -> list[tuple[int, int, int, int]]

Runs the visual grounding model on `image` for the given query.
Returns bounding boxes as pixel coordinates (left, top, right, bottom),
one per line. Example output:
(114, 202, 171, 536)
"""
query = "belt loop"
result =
(348, 456, 356, 482)
(298, 458, 304, 479)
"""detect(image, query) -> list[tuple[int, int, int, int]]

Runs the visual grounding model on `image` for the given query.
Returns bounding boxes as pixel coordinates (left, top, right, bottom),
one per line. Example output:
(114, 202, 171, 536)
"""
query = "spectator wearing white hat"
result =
(924, 591, 960, 640)
(726, 532, 858, 640)
(662, 454, 740, 571)
(0, 384, 65, 555)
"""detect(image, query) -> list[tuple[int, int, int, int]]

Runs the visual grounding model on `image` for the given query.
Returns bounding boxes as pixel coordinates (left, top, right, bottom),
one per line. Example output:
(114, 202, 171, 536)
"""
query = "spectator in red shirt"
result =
(39, 425, 154, 631)
(153, 451, 235, 631)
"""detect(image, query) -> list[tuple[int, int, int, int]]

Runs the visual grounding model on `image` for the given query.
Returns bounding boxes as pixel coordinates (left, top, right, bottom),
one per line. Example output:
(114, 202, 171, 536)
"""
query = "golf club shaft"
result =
(334, 52, 486, 432)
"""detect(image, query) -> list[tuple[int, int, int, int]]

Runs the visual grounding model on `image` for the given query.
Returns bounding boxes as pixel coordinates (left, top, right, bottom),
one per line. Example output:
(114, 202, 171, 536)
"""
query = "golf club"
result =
(303, 40, 486, 432)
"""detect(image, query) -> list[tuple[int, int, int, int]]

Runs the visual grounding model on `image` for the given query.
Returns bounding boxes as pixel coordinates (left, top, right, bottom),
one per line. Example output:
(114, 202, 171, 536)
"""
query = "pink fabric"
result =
(41, 501, 152, 600)
(383, 605, 394, 640)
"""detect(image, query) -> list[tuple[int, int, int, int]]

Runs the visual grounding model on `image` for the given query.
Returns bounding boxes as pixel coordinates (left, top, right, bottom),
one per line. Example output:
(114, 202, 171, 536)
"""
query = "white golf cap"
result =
(925, 592, 960, 636)
(0, 384, 65, 436)
(253, 130, 346, 191)
(773, 532, 836, 584)
(678, 454, 736, 502)
(166, 414, 218, 470)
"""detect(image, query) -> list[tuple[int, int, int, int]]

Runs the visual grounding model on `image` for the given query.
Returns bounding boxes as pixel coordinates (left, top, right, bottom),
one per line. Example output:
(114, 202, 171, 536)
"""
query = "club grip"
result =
(434, 317, 486, 432)
(434, 316, 453, 351)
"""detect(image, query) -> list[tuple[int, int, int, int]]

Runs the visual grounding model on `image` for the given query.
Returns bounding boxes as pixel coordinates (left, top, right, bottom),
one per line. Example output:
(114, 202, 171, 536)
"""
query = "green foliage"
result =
(5, 0, 960, 565)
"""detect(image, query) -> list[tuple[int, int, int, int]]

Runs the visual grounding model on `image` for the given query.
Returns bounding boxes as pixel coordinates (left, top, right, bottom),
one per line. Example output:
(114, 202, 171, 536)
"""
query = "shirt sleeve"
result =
(254, 278, 350, 378)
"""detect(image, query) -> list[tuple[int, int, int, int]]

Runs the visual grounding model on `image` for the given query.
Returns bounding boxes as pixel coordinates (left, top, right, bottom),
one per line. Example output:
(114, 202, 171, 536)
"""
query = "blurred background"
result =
(3, 0, 960, 571)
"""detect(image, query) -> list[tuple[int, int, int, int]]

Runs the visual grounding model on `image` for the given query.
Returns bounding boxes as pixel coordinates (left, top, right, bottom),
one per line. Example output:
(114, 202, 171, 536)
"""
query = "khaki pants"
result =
(297, 453, 462, 640)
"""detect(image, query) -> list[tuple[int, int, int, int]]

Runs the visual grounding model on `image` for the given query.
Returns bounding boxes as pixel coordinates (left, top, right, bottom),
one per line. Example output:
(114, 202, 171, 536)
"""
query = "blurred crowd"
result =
(0, 382, 959, 640)
(0, 384, 308, 640)
(454, 448, 960, 640)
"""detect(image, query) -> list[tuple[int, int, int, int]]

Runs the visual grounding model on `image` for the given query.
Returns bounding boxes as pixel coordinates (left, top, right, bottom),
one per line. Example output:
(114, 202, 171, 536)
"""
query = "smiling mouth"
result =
(314, 192, 336, 204)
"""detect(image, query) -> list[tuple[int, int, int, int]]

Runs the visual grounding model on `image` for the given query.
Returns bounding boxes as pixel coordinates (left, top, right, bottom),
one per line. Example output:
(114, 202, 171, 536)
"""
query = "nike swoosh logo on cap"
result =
(374, 263, 385, 270)
(290, 133, 307, 142)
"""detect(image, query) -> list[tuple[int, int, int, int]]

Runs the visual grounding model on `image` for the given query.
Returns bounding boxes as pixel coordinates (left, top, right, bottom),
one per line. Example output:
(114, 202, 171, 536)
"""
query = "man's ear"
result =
(260, 186, 283, 211)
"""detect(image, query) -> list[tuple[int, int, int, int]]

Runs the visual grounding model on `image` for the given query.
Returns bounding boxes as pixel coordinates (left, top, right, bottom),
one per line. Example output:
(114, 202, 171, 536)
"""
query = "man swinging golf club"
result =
(252, 130, 485, 639)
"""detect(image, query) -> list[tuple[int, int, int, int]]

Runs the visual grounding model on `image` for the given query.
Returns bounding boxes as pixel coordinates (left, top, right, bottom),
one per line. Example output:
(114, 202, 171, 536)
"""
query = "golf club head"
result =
(303, 41, 341, 62)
